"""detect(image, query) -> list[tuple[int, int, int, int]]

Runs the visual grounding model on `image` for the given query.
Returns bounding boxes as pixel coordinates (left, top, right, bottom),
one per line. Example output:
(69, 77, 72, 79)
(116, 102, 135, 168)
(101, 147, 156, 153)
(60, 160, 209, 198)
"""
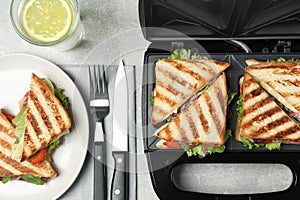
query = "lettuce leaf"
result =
(237, 94, 243, 122)
(54, 88, 69, 110)
(265, 141, 281, 151)
(46, 138, 60, 156)
(20, 175, 44, 185)
(268, 57, 300, 62)
(12, 105, 27, 143)
(150, 91, 154, 106)
(167, 49, 202, 60)
(240, 135, 281, 150)
(240, 135, 254, 149)
(181, 129, 232, 157)
(1, 176, 11, 184)
(228, 91, 236, 105)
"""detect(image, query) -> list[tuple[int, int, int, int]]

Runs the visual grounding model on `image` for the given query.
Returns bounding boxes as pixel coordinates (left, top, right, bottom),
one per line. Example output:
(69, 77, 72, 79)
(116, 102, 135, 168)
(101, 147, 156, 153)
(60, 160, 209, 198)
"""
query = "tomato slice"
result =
(31, 147, 48, 165)
(262, 140, 272, 144)
(21, 92, 29, 109)
(163, 140, 182, 149)
(2, 111, 14, 122)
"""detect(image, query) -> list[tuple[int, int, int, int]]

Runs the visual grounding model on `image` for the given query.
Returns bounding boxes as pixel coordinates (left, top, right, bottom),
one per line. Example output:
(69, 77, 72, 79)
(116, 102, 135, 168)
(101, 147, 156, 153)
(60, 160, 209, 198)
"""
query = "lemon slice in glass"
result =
(22, 0, 74, 43)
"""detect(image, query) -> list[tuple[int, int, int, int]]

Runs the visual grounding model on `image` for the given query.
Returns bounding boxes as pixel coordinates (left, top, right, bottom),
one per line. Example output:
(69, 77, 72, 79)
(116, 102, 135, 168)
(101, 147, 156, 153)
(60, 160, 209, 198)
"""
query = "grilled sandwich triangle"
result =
(12, 73, 71, 161)
(0, 112, 57, 179)
(151, 59, 230, 125)
(236, 72, 300, 144)
(246, 61, 300, 121)
(154, 73, 228, 147)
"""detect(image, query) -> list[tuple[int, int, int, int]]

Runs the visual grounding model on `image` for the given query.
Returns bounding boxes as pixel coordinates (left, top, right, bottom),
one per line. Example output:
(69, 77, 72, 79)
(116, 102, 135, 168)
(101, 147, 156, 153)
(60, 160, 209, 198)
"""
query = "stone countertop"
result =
(0, 0, 157, 199)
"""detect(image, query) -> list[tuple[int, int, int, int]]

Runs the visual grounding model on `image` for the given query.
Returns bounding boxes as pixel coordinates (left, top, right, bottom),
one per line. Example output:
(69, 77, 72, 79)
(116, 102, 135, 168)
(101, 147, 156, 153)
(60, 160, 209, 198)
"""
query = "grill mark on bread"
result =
(0, 153, 34, 175)
(189, 60, 216, 76)
(248, 115, 291, 137)
(0, 125, 10, 137)
(27, 107, 42, 137)
(175, 117, 189, 142)
(156, 80, 183, 97)
(22, 127, 34, 160)
(273, 79, 300, 88)
(242, 107, 281, 129)
(242, 74, 254, 89)
(280, 92, 300, 98)
(196, 100, 209, 133)
(34, 81, 63, 131)
(251, 64, 291, 70)
(205, 93, 221, 133)
(186, 111, 199, 139)
(163, 125, 174, 141)
(158, 67, 191, 88)
(0, 138, 12, 152)
(243, 88, 262, 101)
(215, 84, 226, 116)
(0, 165, 14, 176)
(163, 60, 206, 83)
(274, 125, 300, 139)
(152, 106, 168, 117)
(155, 92, 177, 107)
(213, 60, 230, 68)
(285, 79, 300, 87)
(30, 92, 53, 131)
(243, 97, 273, 116)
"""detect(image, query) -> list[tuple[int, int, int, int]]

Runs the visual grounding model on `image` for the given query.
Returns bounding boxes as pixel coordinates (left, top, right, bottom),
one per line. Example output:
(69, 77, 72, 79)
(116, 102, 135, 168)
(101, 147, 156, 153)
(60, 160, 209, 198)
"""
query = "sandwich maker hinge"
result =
(271, 40, 291, 53)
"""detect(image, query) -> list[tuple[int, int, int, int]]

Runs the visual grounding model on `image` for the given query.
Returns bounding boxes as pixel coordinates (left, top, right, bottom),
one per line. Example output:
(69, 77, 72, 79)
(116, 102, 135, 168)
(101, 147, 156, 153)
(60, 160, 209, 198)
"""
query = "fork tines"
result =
(89, 65, 109, 108)
(89, 65, 108, 97)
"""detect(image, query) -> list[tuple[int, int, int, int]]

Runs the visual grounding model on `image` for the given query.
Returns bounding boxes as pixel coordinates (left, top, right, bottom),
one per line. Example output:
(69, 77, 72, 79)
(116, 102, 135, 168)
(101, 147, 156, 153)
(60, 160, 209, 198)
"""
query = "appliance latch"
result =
(272, 40, 291, 53)
(171, 41, 184, 52)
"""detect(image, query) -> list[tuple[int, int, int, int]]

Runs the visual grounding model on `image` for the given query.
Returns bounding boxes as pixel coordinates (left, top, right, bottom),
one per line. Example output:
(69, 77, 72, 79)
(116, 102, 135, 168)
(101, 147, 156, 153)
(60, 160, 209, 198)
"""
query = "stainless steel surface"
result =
(89, 64, 109, 142)
(112, 60, 129, 152)
(229, 40, 252, 53)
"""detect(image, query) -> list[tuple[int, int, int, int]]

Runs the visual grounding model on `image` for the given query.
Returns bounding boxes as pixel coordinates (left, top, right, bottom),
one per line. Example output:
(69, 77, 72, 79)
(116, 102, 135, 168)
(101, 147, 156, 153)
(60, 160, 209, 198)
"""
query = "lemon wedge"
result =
(22, 0, 74, 43)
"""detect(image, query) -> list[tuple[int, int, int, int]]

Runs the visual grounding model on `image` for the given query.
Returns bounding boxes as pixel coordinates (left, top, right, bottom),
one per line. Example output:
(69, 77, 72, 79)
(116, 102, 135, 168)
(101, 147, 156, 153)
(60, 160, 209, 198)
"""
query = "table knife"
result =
(111, 60, 129, 200)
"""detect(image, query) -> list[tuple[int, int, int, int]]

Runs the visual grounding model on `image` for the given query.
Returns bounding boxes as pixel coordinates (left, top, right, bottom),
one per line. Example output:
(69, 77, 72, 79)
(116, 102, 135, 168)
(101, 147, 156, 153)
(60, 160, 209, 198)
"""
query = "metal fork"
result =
(89, 65, 109, 200)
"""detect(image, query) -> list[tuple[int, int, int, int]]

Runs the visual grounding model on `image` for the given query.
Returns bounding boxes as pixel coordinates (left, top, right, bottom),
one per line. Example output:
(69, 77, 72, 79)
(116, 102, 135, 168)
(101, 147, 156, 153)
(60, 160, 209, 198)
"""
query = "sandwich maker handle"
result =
(94, 142, 107, 200)
(147, 151, 300, 200)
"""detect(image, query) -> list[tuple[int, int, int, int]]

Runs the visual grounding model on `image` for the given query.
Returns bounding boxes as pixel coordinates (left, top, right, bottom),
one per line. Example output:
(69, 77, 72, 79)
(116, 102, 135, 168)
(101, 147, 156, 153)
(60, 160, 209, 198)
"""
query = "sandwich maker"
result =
(140, 0, 300, 199)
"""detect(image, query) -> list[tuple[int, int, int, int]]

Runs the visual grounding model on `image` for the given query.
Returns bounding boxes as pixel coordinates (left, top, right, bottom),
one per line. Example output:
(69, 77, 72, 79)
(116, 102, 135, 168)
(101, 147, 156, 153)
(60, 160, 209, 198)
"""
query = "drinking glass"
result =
(10, 0, 85, 51)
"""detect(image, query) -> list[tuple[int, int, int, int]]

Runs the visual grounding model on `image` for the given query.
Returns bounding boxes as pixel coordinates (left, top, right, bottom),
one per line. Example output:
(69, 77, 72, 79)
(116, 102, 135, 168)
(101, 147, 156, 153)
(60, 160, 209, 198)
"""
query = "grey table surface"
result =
(0, 0, 294, 199)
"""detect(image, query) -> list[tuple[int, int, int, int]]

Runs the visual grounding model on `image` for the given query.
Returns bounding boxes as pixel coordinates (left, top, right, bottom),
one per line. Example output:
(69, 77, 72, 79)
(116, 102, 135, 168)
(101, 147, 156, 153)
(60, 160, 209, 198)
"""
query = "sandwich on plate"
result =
(155, 72, 232, 157)
(236, 59, 300, 150)
(12, 73, 71, 161)
(0, 111, 57, 185)
(151, 50, 230, 125)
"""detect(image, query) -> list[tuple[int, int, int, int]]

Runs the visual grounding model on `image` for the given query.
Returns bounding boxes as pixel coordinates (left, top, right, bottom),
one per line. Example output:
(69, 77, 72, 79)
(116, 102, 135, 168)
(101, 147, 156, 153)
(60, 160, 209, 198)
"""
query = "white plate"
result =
(0, 54, 89, 200)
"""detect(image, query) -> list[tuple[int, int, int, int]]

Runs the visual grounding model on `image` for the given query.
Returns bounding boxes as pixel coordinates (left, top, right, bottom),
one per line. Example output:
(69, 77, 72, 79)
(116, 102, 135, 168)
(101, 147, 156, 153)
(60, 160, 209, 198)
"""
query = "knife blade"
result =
(111, 60, 129, 200)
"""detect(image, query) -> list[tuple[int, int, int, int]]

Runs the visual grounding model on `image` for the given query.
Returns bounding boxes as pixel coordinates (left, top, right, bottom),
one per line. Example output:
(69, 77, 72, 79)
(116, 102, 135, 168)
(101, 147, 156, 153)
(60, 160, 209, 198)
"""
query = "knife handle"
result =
(111, 152, 128, 200)
(94, 142, 107, 200)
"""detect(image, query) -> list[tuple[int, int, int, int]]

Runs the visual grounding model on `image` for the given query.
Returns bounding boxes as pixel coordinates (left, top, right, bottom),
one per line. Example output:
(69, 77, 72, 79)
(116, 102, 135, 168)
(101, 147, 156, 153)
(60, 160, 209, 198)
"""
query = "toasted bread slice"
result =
(12, 73, 71, 161)
(238, 73, 300, 143)
(245, 59, 264, 66)
(0, 112, 57, 178)
(155, 73, 228, 146)
(151, 59, 229, 125)
(246, 62, 300, 115)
